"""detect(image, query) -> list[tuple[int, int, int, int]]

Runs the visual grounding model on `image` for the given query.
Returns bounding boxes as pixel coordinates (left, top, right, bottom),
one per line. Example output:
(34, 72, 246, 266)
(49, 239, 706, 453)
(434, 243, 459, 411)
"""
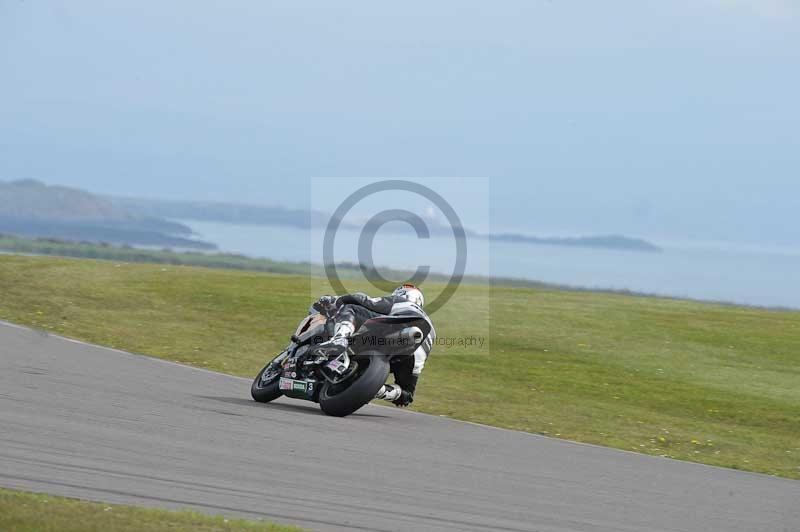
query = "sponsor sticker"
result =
(281, 378, 309, 393)
(327, 357, 349, 374)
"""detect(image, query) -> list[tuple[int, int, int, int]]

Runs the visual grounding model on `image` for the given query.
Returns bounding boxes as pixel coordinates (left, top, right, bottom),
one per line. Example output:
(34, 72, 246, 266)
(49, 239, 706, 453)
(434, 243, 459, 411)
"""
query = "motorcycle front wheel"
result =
(251, 355, 284, 403)
(319, 351, 390, 417)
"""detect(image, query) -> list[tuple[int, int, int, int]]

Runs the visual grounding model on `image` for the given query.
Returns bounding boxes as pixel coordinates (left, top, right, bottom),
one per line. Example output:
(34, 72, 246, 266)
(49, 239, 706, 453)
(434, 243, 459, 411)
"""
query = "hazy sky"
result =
(1, 1, 798, 244)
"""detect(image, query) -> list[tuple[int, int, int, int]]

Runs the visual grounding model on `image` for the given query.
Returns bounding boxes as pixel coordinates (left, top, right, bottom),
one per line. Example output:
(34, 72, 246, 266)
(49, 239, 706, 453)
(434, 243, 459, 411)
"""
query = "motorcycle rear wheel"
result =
(319, 352, 389, 417)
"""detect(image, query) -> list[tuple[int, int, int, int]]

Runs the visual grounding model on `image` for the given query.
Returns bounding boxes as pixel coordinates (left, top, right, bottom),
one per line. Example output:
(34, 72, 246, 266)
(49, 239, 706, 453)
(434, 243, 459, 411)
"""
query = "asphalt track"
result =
(1, 321, 798, 532)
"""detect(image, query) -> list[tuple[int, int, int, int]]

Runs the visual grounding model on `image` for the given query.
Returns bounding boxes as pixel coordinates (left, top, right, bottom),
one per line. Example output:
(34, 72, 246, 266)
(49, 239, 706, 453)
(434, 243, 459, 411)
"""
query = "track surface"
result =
(0, 322, 798, 532)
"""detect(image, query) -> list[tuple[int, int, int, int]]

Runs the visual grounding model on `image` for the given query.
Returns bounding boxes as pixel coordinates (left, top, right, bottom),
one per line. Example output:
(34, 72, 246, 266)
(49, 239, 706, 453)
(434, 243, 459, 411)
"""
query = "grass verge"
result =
(1, 254, 799, 479)
(0, 488, 302, 532)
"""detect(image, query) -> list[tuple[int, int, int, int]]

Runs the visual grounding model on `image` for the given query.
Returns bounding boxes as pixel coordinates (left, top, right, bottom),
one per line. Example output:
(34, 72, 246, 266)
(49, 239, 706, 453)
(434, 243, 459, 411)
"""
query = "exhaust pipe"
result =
(385, 326, 424, 345)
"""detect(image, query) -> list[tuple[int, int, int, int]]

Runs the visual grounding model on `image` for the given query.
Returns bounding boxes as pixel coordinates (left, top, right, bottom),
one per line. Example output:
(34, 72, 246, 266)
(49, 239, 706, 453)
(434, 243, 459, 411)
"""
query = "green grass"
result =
(1, 254, 799, 480)
(0, 488, 302, 532)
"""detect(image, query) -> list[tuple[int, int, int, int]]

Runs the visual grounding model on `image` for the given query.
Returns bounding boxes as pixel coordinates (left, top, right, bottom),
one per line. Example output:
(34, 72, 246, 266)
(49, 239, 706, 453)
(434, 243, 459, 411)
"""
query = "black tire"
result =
(251, 361, 283, 403)
(319, 352, 390, 417)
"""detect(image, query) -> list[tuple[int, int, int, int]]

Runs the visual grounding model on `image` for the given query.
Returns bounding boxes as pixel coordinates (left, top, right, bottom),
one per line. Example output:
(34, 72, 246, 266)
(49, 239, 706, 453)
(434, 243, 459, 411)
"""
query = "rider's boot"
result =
(375, 384, 403, 402)
(318, 320, 355, 351)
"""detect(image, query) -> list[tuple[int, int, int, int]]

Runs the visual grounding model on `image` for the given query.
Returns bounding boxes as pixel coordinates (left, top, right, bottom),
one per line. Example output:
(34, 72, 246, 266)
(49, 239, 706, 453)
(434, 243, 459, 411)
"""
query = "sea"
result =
(176, 219, 800, 309)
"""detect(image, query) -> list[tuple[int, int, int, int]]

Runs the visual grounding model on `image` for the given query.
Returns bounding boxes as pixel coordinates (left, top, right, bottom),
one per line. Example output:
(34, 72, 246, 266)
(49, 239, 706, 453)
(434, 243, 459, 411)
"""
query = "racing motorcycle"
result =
(251, 301, 433, 417)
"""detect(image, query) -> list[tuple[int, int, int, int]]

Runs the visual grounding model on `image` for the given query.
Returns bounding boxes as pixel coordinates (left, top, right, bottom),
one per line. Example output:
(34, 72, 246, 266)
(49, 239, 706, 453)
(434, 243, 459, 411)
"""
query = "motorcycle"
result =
(251, 301, 433, 417)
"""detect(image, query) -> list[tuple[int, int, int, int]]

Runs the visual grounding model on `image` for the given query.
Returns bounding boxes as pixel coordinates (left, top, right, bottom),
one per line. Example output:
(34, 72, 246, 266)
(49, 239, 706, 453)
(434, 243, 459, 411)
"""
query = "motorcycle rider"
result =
(314, 284, 434, 408)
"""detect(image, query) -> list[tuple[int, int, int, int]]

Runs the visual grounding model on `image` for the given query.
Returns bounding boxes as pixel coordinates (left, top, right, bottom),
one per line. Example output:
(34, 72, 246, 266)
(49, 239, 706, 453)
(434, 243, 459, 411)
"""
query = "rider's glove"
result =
(313, 295, 338, 314)
(392, 390, 414, 408)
